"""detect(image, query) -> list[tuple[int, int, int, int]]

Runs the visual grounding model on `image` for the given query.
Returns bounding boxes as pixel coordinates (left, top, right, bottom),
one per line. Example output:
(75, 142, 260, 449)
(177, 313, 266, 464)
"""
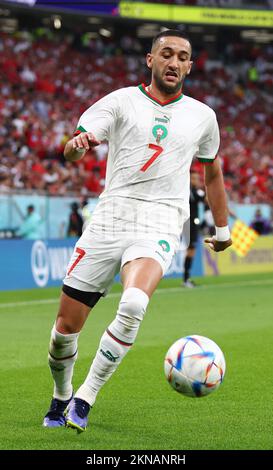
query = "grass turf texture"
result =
(0, 272, 273, 450)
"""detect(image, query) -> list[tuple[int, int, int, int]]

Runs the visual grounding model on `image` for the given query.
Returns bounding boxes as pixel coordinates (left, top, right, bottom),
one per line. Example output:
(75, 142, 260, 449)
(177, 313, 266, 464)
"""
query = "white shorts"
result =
(63, 231, 176, 295)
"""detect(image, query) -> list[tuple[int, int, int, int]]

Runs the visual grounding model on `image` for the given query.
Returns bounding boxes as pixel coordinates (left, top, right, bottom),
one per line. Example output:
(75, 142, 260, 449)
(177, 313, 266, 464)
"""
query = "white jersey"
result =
(76, 84, 220, 244)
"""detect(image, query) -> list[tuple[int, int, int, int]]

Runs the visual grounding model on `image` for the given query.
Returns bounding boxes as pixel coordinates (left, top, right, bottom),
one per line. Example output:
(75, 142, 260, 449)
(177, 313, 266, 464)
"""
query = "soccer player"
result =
(182, 171, 206, 288)
(43, 30, 232, 432)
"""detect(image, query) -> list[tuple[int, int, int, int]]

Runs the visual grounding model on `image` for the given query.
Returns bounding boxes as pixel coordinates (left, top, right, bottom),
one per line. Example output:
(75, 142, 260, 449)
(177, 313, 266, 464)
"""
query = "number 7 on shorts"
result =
(67, 247, 86, 275)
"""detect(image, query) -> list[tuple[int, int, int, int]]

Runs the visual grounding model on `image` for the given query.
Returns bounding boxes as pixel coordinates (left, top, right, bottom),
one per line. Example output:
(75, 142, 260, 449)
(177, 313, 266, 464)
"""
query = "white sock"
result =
(75, 288, 149, 406)
(48, 325, 79, 401)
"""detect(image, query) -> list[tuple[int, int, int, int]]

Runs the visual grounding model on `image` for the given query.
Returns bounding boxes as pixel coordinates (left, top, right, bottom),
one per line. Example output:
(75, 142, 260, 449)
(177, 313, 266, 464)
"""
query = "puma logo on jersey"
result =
(155, 117, 169, 124)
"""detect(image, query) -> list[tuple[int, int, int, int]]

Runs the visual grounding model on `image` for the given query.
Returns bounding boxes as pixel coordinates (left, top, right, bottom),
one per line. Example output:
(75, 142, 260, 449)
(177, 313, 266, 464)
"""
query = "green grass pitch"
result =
(0, 272, 273, 450)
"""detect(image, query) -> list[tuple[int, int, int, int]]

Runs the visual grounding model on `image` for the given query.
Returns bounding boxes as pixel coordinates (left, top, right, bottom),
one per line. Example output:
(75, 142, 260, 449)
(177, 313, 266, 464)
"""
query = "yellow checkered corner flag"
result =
(231, 220, 259, 257)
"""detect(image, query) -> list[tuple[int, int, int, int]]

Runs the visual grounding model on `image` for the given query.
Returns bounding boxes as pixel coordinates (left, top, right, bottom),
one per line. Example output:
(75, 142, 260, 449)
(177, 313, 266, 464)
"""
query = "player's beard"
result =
(153, 69, 184, 95)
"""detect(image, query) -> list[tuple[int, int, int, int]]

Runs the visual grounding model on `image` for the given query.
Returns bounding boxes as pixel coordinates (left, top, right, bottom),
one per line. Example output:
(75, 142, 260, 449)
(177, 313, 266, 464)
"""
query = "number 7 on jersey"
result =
(140, 144, 163, 172)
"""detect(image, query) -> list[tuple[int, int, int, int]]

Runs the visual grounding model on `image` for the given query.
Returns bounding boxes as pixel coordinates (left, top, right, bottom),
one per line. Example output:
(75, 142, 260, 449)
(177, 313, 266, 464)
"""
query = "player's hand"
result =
(204, 236, 232, 252)
(72, 132, 101, 151)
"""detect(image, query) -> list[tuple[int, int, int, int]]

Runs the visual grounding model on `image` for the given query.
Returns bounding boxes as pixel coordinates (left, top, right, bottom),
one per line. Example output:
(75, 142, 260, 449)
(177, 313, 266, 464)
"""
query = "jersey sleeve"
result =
(74, 90, 121, 141)
(196, 111, 220, 164)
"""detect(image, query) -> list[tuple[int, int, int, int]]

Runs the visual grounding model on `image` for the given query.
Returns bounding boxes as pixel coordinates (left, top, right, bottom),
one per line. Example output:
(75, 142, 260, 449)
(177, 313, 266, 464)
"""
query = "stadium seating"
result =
(0, 29, 272, 202)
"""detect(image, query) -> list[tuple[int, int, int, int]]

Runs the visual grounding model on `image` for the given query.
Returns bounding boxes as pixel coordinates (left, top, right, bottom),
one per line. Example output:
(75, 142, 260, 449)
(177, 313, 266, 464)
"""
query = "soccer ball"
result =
(164, 335, 226, 398)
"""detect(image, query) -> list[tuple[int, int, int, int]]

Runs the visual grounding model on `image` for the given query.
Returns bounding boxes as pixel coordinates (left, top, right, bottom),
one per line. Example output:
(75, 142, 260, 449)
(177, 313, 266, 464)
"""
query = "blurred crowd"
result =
(0, 29, 272, 203)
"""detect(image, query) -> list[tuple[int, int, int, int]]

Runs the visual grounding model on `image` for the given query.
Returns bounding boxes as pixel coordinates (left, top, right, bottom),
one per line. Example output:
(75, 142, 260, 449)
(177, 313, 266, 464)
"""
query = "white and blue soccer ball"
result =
(164, 335, 226, 398)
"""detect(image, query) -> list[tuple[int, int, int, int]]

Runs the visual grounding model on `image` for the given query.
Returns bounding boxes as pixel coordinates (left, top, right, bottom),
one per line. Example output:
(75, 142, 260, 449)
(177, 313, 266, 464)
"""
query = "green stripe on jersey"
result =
(138, 84, 183, 107)
(77, 125, 87, 132)
(197, 157, 215, 163)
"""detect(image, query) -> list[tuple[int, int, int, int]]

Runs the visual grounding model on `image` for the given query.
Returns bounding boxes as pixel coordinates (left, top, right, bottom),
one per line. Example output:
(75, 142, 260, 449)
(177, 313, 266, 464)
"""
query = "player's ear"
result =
(146, 53, 153, 69)
(187, 61, 193, 75)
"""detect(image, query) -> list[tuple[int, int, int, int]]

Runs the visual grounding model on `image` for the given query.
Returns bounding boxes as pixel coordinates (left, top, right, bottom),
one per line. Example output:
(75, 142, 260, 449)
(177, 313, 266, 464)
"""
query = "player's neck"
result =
(146, 83, 182, 103)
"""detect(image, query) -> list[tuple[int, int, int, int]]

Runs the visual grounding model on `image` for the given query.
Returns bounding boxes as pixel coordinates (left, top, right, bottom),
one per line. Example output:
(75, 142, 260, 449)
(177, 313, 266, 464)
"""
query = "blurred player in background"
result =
(43, 30, 232, 432)
(202, 201, 216, 237)
(81, 199, 92, 232)
(182, 171, 205, 288)
(67, 202, 83, 237)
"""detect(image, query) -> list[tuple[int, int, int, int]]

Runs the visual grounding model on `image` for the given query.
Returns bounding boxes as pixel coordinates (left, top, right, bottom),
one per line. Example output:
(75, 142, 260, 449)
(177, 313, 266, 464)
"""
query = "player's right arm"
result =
(204, 158, 232, 252)
(64, 132, 101, 162)
(196, 109, 231, 252)
(64, 89, 122, 162)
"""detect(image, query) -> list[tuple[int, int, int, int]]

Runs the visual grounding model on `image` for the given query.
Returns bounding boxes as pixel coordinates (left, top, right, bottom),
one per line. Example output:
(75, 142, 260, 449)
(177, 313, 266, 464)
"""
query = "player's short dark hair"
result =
(152, 30, 192, 53)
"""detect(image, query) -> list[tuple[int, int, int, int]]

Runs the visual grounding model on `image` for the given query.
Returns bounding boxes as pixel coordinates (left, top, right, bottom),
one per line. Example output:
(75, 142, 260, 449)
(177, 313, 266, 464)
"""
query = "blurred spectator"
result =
(67, 202, 83, 237)
(250, 208, 272, 235)
(16, 204, 42, 239)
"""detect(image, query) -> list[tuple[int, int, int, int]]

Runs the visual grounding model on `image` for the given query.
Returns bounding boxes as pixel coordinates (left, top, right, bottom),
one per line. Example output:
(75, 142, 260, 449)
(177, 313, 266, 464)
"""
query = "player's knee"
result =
(48, 324, 79, 361)
(55, 318, 77, 335)
(118, 287, 149, 324)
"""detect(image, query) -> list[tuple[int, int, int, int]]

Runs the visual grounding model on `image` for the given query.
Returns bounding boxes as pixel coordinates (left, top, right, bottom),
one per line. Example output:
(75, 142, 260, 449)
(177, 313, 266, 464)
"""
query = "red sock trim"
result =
(106, 329, 133, 347)
(49, 350, 77, 361)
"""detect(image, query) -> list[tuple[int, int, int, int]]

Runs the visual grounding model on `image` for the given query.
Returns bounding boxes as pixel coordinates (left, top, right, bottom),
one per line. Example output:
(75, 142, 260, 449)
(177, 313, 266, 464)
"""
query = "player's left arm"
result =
(204, 158, 232, 252)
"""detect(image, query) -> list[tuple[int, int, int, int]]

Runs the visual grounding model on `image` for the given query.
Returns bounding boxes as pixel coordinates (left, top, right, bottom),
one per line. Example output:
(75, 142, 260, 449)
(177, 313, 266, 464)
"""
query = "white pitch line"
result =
(0, 278, 272, 309)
